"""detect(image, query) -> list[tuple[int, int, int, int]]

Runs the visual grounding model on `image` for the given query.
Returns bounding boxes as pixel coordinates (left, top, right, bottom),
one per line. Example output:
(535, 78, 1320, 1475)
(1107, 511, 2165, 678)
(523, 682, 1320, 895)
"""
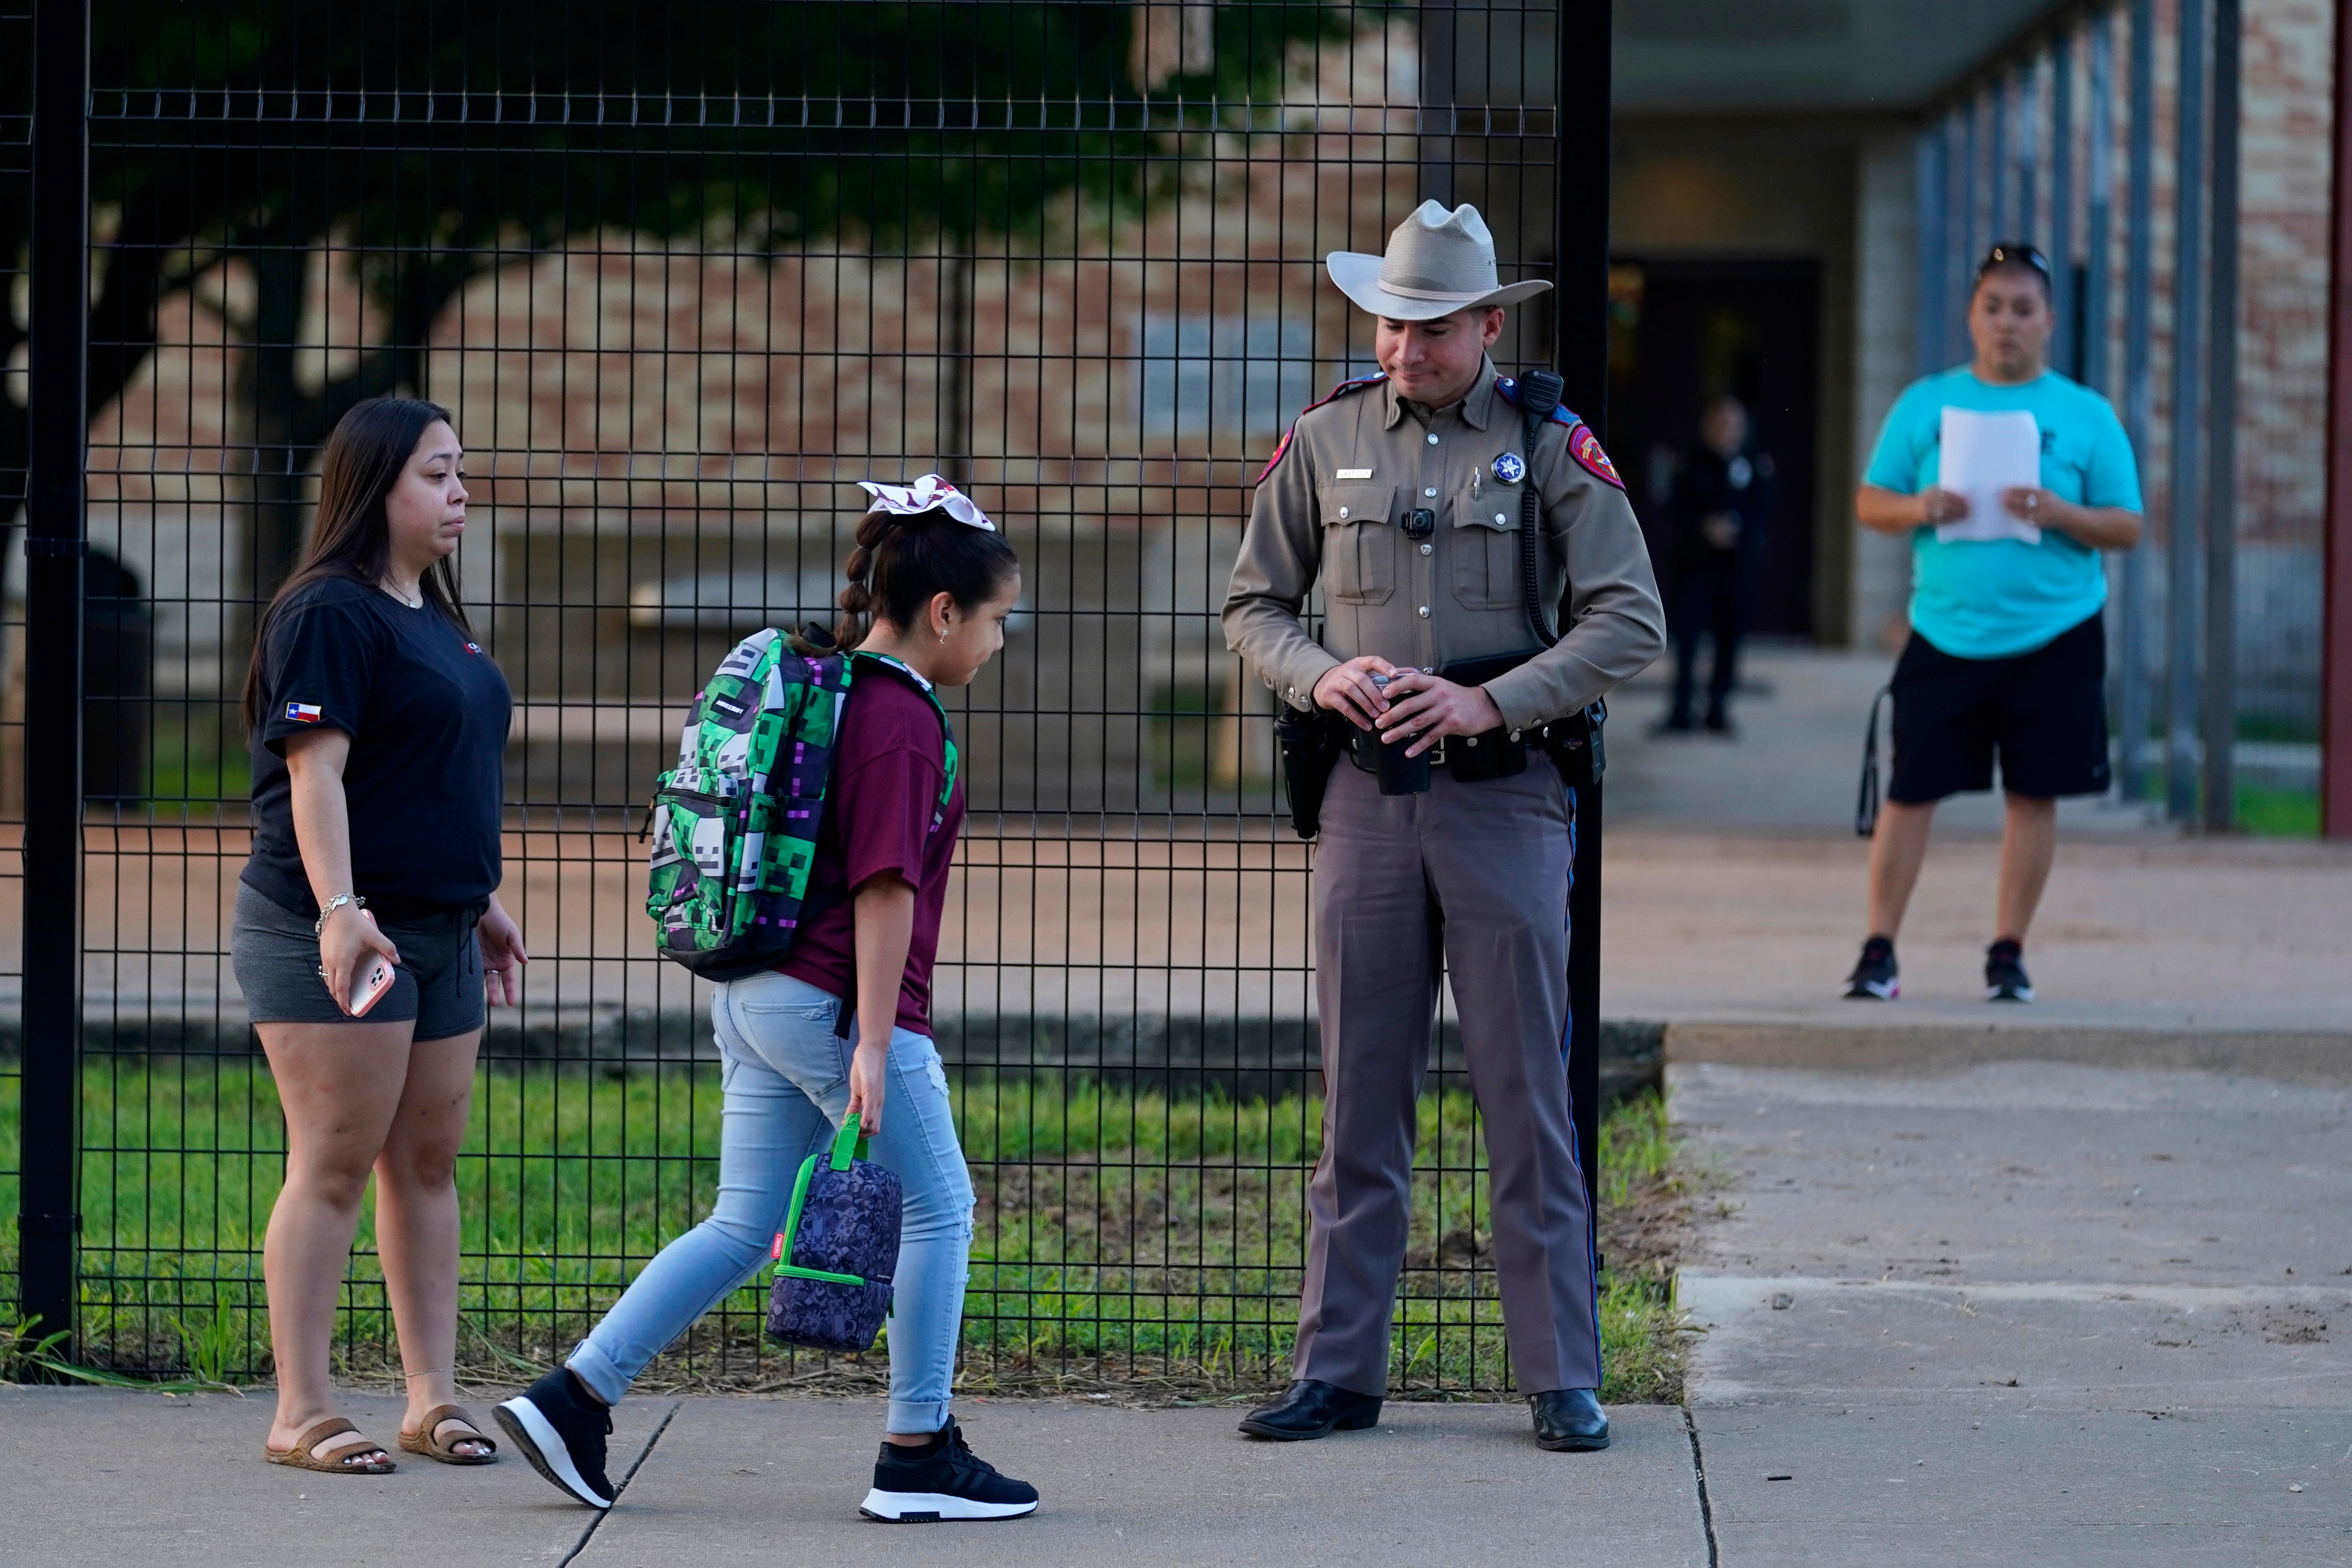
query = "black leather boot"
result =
(1529, 1388, 1610, 1451)
(1237, 1380, 1383, 1440)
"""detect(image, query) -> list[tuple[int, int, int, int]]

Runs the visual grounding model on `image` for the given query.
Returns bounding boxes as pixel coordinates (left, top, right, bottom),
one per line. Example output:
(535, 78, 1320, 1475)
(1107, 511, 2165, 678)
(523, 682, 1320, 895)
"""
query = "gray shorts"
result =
(231, 882, 487, 1040)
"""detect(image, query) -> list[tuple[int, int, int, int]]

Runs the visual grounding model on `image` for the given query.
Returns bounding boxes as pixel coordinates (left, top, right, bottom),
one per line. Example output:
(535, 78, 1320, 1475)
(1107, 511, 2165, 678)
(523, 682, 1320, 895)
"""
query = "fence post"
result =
(2327, 0, 2352, 839)
(2168, 0, 2211, 823)
(1556, 0, 1610, 1219)
(18, 0, 90, 1353)
(2123, 0, 2158, 805)
(2050, 32, 2076, 377)
(2201, 0, 2241, 832)
(1915, 128, 1948, 378)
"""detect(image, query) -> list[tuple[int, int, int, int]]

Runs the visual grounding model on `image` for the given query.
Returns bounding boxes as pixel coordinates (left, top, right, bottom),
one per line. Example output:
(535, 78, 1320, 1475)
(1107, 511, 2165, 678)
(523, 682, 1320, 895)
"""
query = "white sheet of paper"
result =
(1934, 407, 2043, 544)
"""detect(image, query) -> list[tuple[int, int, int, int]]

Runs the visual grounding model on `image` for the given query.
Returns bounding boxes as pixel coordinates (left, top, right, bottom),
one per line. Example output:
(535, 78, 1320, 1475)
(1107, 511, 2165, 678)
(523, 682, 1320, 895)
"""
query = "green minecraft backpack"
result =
(645, 631, 955, 979)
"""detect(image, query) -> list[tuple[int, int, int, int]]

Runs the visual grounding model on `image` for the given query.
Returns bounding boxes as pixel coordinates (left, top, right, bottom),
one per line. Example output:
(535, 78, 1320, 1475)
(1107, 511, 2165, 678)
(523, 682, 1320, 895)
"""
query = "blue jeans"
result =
(567, 973, 976, 1435)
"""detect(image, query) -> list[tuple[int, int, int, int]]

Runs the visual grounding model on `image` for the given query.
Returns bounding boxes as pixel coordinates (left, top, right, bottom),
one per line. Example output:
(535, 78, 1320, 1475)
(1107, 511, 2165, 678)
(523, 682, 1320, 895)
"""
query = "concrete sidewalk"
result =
(1602, 826, 2352, 1039)
(1673, 1060, 2352, 1565)
(1601, 643, 2352, 1033)
(0, 1385, 1708, 1567)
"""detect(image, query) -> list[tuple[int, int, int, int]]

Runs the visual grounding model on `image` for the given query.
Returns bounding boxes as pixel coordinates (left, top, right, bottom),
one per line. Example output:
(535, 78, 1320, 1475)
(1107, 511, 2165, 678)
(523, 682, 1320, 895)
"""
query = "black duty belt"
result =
(1346, 711, 1589, 783)
(1340, 649, 1603, 786)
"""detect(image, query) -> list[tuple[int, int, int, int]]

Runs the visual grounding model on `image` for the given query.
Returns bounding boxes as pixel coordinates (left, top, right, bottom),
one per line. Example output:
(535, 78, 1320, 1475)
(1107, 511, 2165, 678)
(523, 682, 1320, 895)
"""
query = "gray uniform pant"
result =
(1295, 756, 1602, 1396)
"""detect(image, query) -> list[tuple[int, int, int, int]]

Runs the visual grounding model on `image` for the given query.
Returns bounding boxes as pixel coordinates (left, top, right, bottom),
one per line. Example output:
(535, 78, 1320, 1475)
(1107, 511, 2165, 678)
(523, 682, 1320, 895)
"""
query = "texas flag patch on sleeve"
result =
(285, 702, 323, 724)
(1568, 423, 1625, 490)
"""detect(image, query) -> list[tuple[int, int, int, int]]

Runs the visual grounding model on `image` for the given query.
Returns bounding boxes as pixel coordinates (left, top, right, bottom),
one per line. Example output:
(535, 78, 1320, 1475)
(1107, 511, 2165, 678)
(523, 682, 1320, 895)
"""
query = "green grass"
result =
(2235, 782, 2321, 838)
(2111, 776, 2322, 839)
(2, 1061, 1688, 1401)
(144, 705, 252, 807)
(1146, 682, 1222, 790)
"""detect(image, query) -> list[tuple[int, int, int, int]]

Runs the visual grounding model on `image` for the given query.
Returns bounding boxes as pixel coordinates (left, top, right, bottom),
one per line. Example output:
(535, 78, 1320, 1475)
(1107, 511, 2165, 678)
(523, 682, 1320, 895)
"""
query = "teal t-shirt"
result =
(1862, 366, 2143, 659)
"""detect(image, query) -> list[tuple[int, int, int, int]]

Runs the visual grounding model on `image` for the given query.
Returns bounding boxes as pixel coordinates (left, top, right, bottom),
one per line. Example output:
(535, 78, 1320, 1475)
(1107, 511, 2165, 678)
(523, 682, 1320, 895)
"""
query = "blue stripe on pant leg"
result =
(1562, 785, 1577, 1064)
(1558, 784, 1602, 1386)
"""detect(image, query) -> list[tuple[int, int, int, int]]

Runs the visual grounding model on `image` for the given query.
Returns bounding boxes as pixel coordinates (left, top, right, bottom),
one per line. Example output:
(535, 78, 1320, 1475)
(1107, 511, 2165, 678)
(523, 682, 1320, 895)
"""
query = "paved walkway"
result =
(1602, 826, 2352, 1041)
(1605, 641, 2175, 839)
(1674, 1059, 2352, 1566)
(0, 1386, 1707, 1566)
(1601, 643, 2352, 1057)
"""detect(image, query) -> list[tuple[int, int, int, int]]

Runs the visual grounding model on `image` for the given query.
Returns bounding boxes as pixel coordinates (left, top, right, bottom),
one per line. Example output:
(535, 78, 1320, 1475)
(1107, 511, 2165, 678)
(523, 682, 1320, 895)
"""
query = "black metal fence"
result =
(0, 0, 27, 1362)
(4, 0, 1608, 1395)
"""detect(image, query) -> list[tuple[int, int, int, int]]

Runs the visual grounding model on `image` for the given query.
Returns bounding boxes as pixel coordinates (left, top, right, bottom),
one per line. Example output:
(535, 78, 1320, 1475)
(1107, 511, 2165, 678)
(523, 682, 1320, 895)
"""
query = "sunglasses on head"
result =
(1977, 243, 2052, 284)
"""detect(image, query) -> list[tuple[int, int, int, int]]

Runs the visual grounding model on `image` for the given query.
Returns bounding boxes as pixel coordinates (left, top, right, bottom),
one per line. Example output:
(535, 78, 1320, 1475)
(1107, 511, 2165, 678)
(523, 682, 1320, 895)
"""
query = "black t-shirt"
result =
(242, 577, 512, 918)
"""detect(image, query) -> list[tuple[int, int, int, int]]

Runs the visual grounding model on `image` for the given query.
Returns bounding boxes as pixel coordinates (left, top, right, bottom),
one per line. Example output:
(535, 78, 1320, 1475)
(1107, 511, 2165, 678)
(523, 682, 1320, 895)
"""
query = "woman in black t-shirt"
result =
(233, 397, 524, 1476)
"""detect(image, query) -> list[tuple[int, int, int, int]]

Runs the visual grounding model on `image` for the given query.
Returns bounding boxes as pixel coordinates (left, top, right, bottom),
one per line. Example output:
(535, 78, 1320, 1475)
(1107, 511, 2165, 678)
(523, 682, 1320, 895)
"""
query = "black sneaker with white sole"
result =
(1843, 935, 1899, 1000)
(1985, 938, 2035, 1003)
(860, 1418, 1038, 1522)
(495, 1368, 616, 1508)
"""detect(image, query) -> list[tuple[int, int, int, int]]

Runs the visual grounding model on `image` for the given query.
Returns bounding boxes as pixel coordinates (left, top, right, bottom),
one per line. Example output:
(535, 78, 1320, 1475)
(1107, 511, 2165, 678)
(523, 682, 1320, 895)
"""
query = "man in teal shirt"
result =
(1846, 244, 2144, 1004)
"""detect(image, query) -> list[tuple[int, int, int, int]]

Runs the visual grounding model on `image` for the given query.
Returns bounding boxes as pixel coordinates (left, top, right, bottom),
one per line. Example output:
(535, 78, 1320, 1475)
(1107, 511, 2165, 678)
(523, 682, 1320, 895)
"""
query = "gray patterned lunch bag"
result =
(767, 1120, 902, 1353)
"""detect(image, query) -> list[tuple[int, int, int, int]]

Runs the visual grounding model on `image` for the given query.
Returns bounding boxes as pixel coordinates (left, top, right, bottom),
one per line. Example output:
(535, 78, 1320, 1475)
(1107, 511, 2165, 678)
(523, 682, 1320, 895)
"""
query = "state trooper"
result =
(1223, 201, 1665, 1451)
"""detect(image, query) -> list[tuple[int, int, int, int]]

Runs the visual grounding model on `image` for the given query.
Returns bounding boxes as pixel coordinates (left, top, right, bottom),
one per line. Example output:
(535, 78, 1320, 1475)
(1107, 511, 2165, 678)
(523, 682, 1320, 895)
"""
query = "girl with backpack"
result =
(497, 478, 1037, 1523)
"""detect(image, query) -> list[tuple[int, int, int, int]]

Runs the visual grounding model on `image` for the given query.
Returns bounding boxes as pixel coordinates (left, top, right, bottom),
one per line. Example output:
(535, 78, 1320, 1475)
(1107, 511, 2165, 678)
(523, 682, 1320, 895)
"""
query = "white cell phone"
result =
(345, 911, 397, 1016)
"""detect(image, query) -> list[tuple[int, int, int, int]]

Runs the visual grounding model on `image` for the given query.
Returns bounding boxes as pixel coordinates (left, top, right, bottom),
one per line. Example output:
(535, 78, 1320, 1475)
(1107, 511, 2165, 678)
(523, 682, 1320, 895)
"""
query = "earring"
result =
(938, 628, 949, 643)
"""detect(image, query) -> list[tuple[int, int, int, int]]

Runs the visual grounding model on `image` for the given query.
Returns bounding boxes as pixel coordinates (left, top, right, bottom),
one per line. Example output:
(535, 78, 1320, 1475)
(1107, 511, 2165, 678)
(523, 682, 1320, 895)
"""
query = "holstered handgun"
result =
(1273, 702, 1347, 840)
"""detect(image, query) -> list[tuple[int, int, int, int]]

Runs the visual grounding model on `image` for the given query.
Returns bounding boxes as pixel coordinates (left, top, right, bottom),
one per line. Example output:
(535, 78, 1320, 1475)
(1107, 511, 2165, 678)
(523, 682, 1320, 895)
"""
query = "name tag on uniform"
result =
(1335, 468, 1373, 479)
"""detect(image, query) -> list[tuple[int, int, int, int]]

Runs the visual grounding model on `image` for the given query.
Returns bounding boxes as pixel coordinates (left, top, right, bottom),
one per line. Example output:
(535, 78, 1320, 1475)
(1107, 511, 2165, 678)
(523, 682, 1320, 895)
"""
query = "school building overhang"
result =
(1614, 0, 2066, 115)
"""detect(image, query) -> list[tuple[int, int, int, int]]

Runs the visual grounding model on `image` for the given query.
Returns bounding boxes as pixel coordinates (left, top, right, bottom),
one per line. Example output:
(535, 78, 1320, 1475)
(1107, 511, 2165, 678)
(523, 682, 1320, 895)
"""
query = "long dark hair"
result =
(835, 506, 1020, 649)
(241, 397, 473, 726)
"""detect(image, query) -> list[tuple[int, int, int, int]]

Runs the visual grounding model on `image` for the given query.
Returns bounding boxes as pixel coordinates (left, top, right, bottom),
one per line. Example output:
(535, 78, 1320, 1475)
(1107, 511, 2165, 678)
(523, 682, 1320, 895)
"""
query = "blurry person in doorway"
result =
(1657, 395, 1775, 735)
(1845, 244, 2143, 1005)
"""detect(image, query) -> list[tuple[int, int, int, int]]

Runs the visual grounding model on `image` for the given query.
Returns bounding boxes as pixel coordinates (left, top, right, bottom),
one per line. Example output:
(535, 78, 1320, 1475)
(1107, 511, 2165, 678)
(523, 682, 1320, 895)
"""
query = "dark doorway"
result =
(1606, 258, 1821, 638)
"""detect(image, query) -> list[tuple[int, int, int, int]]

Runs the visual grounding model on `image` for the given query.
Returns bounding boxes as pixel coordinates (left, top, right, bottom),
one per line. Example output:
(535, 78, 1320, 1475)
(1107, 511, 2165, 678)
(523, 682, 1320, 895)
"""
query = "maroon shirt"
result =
(777, 659, 963, 1037)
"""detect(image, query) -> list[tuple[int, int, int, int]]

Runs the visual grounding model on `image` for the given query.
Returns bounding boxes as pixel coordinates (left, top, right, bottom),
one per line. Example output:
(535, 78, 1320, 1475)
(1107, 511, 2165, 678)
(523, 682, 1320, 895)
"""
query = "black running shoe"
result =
(1844, 935, 1899, 1000)
(496, 1368, 615, 1508)
(860, 1418, 1039, 1522)
(1985, 939, 2034, 1003)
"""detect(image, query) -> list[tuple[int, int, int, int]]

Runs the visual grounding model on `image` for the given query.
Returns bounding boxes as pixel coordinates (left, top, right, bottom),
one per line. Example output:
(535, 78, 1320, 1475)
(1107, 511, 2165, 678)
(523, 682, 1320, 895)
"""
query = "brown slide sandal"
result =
(400, 1403, 499, 1465)
(266, 1417, 397, 1473)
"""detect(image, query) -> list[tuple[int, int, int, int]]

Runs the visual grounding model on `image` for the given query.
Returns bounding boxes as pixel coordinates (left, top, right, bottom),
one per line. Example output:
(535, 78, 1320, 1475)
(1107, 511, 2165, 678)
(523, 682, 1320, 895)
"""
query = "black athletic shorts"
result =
(1888, 613, 2111, 803)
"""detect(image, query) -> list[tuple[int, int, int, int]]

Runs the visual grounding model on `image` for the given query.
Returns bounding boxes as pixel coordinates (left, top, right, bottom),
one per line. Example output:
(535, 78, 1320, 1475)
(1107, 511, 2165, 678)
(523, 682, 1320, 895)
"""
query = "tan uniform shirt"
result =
(1223, 359, 1666, 732)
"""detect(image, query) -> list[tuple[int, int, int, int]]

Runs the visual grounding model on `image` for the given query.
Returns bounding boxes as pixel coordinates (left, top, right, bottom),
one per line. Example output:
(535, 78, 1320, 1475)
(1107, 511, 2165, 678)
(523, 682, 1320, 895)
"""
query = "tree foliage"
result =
(2, 1, 1353, 565)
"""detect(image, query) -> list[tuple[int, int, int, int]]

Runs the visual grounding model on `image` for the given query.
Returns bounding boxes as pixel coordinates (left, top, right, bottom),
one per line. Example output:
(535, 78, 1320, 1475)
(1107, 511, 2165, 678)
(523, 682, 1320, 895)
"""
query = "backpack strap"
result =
(847, 651, 960, 825)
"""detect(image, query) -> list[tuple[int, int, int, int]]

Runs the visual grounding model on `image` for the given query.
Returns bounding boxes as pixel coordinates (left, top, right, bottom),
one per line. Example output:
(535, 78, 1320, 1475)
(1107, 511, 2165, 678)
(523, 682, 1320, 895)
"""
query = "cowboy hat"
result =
(1325, 200, 1553, 321)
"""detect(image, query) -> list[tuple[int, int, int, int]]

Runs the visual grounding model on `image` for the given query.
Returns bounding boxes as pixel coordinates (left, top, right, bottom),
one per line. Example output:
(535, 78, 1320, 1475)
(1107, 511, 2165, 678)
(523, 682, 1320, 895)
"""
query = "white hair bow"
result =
(856, 474, 997, 531)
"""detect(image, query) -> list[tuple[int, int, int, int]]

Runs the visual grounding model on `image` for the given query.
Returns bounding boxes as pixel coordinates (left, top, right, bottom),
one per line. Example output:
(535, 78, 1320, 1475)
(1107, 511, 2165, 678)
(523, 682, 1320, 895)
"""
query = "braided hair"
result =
(836, 505, 1020, 649)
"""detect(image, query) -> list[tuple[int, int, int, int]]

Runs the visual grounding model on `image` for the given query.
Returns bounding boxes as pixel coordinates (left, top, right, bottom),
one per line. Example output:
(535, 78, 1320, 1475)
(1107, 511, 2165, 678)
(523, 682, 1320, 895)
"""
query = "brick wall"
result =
(36, 21, 1434, 810)
(59, 23, 1422, 684)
